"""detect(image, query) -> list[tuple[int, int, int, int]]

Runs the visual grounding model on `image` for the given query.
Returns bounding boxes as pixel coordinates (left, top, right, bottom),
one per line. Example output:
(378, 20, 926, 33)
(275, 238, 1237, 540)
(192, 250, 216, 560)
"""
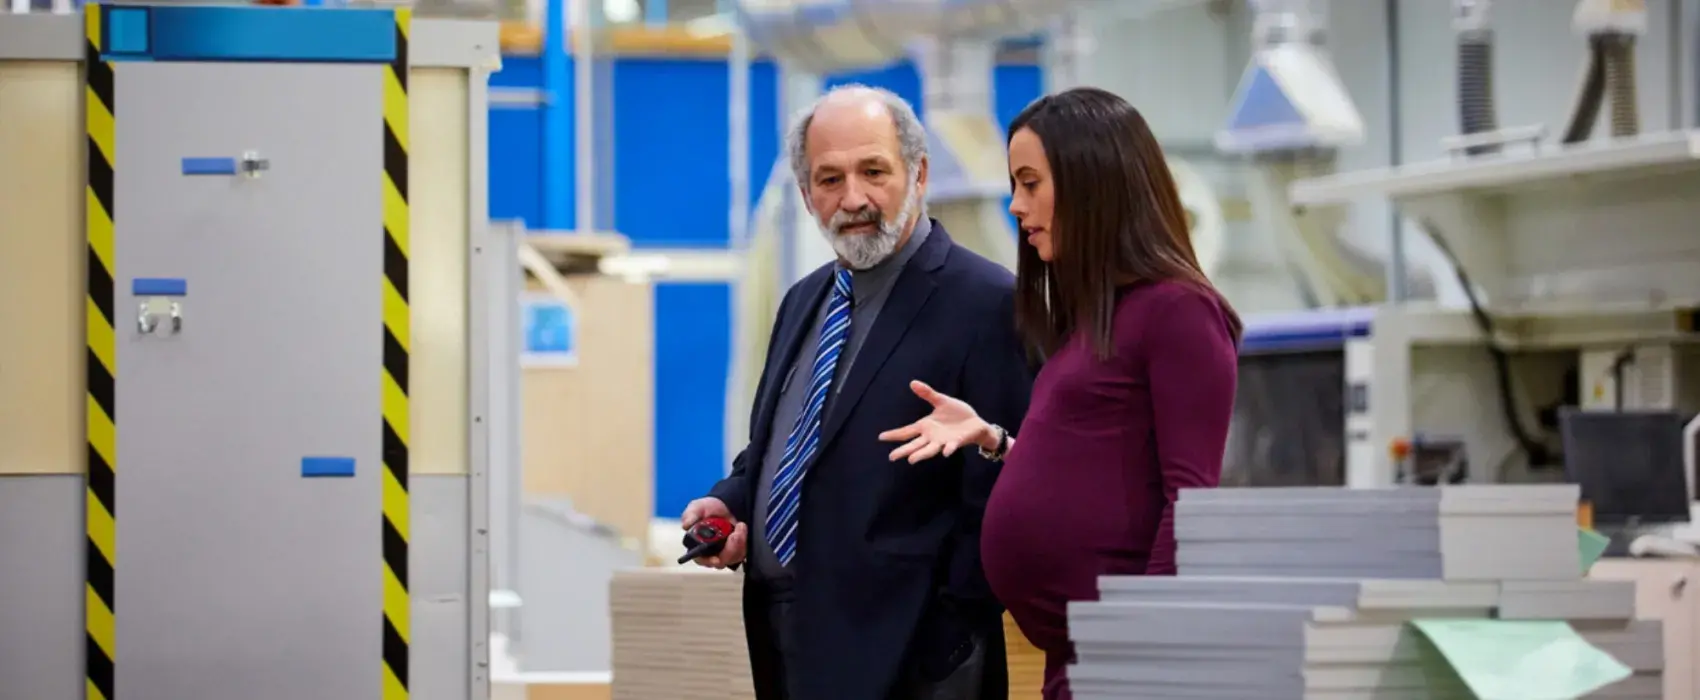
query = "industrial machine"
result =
(1222, 307, 1368, 488)
(0, 8, 500, 700)
(1213, 0, 1433, 310)
(1213, 0, 1420, 488)
(1284, 0, 1700, 524)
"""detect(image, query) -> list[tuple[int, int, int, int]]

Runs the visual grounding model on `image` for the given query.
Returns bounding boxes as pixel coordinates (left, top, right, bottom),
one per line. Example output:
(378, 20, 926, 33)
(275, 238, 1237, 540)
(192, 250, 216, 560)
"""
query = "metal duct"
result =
(1453, 0, 1500, 156)
(1602, 34, 1639, 137)
(732, 0, 1075, 74)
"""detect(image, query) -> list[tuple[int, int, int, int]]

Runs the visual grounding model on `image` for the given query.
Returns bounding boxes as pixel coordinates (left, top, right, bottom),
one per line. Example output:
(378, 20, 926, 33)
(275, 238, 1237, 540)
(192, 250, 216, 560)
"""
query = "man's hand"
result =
(680, 497, 748, 569)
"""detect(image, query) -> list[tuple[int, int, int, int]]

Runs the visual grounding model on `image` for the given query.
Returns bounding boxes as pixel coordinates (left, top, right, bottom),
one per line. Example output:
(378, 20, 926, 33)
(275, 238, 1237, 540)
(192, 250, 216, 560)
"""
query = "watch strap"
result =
(977, 424, 1008, 461)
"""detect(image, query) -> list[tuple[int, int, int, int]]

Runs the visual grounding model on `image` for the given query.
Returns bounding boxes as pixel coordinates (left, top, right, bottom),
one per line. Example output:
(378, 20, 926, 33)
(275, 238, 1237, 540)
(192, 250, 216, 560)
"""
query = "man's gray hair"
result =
(786, 84, 928, 190)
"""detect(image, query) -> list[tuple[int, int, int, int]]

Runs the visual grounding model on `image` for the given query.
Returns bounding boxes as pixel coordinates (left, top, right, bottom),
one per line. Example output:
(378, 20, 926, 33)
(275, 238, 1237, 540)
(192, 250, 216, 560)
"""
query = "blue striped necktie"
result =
(765, 267, 854, 566)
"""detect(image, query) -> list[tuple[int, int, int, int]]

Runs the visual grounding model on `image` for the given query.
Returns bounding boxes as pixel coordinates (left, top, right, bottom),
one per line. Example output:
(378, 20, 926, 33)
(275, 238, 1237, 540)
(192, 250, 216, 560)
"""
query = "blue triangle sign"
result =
(1228, 65, 1305, 132)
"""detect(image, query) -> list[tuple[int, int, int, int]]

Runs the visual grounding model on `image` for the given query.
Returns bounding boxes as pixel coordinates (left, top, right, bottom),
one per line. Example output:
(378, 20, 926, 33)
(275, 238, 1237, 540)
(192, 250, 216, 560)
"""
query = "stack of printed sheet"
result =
(1173, 485, 1582, 580)
(609, 568, 755, 700)
(1066, 485, 1658, 700)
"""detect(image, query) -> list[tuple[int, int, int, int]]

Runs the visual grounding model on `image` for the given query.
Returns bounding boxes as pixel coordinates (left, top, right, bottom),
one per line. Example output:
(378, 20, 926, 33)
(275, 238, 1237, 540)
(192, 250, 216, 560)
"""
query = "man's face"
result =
(799, 98, 927, 270)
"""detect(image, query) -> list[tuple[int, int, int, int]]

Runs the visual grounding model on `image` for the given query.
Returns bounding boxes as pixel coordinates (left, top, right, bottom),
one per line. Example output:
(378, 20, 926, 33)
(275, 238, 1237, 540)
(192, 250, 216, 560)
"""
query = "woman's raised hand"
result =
(878, 380, 990, 463)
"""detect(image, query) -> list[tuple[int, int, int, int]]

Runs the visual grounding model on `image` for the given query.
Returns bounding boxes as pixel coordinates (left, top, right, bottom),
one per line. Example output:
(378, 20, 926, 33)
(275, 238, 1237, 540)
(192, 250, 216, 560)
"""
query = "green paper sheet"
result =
(1578, 528, 1611, 572)
(1410, 619, 1631, 700)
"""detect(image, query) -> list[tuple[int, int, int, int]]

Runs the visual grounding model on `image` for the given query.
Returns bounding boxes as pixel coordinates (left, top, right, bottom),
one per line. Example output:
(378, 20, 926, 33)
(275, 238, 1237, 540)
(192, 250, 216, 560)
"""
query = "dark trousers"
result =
(752, 577, 987, 700)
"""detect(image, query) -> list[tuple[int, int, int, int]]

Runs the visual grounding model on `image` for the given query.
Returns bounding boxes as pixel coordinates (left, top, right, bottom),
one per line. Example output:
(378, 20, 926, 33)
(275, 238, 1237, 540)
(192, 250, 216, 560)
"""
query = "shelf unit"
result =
(1283, 131, 1700, 489)
(1292, 131, 1700, 314)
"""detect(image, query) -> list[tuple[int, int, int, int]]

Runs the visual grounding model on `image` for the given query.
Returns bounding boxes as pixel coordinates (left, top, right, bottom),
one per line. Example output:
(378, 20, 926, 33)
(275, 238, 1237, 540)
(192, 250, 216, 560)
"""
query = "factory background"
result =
(486, 0, 1695, 519)
(4, 0, 1700, 698)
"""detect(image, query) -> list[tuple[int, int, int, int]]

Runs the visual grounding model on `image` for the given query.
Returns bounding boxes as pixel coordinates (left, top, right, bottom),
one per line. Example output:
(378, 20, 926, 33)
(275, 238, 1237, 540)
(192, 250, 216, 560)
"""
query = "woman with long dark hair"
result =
(878, 87, 1242, 699)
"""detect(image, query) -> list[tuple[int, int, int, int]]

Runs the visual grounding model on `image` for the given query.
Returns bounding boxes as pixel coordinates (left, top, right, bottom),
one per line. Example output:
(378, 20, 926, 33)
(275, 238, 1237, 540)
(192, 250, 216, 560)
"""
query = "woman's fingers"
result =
(889, 436, 927, 462)
(884, 422, 975, 463)
(907, 441, 943, 464)
(879, 423, 922, 442)
(910, 380, 950, 407)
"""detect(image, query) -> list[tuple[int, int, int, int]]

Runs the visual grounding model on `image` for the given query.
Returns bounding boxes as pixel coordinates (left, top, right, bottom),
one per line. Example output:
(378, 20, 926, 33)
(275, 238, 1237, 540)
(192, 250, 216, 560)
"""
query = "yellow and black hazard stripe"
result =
(381, 8, 413, 700)
(83, 6, 119, 700)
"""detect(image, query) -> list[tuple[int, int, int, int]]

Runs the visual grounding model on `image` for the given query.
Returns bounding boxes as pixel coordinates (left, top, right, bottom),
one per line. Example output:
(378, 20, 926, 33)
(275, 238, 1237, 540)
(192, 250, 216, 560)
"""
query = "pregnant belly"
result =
(980, 436, 1147, 650)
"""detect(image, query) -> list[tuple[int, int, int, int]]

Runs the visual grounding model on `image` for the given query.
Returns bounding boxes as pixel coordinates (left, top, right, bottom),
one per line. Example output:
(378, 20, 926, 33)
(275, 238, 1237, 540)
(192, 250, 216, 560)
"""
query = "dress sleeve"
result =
(1137, 288, 1238, 575)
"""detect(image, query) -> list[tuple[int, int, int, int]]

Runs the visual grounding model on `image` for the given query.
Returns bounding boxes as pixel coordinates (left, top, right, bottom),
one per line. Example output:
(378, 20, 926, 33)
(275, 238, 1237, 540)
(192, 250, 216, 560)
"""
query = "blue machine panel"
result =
(181, 157, 238, 176)
(131, 277, 187, 297)
(107, 7, 151, 55)
(1240, 307, 1374, 354)
(95, 6, 397, 63)
(301, 456, 356, 478)
(1228, 66, 1306, 132)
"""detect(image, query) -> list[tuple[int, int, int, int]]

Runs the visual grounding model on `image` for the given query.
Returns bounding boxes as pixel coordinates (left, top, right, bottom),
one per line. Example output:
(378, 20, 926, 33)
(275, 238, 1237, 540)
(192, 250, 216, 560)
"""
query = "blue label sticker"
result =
(181, 157, 238, 176)
(521, 294, 578, 367)
(132, 278, 188, 297)
(301, 456, 355, 478)
(100, 6, 397, 63)
(107, 6, 152, 56)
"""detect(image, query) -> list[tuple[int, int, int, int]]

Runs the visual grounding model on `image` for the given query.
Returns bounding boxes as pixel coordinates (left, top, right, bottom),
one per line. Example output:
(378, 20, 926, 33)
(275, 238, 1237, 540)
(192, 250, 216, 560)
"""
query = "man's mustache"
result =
(829, 206, 883, 233)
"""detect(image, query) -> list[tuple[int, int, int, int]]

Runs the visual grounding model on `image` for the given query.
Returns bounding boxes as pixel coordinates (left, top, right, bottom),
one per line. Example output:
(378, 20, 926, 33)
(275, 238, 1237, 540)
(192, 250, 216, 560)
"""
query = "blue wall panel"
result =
(488, 56, 555, 228)
(489, 55, 1044, 518)
(994, 64, 1043, 129)
(652, 282, 733, 518)
(612, 59, 779, 248)
(991, 63, 1043, 233)
(825, 62, 924, 116)
(747, 61, 781, 218)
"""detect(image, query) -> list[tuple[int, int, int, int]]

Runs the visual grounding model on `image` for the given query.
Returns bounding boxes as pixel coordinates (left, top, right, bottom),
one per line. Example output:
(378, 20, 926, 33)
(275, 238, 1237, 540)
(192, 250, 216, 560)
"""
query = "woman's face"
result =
(1006, 127, 1055, 262)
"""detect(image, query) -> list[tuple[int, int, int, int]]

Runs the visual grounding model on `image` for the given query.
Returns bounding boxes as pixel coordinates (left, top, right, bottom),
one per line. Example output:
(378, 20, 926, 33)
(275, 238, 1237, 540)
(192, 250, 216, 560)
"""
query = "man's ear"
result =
(916, 156, 929, 188)
(794, 184, 816, 218)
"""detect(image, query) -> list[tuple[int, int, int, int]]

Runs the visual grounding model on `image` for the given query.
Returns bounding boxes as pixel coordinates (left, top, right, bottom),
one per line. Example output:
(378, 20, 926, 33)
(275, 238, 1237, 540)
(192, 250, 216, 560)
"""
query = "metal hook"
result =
(240, 151, 270, 179)
(138, 303, 157, 334)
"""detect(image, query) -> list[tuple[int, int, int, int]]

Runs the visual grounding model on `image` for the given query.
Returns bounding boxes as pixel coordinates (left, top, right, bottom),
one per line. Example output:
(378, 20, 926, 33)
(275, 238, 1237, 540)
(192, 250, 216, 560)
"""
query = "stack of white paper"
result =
(1066, 486, 1659, 700)
(609, 568, 756, 700)
(1068, 601, 1476, 699)
(1174, 485, 1582, 581)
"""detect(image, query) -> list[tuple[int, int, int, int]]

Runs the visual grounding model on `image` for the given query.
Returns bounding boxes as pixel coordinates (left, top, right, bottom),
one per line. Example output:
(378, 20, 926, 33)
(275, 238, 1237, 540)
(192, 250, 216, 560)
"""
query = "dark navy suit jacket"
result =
(708, 221, 1035, 700)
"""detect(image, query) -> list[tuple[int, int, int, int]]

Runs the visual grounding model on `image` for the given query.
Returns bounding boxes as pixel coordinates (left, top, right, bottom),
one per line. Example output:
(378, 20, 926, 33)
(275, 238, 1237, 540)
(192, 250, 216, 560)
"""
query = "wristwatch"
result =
(977, 424, 1010, 462)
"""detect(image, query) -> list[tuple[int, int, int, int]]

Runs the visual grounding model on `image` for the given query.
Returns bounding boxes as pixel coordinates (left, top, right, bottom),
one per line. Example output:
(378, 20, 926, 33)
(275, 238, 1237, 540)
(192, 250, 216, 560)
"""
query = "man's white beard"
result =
(816, 179, 918, 271)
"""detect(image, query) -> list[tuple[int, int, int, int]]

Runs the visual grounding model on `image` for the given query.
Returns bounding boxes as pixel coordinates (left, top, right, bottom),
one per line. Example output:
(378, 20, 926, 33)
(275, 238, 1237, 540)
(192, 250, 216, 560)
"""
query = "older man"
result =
(680, 85, 1033, 700)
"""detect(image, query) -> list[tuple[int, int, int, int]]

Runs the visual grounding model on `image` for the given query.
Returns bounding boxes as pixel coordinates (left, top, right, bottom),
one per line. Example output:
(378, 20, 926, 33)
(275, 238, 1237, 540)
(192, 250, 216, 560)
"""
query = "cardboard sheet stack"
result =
(609, 568, 755, 700)
(1005, 611, 1048, 698)
(1067, 485, 1664, 700)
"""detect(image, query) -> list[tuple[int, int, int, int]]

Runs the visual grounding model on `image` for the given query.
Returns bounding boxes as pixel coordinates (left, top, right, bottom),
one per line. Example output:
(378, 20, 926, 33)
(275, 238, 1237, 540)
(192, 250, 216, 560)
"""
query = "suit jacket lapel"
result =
(817, 225, 951, 453)
(750, 271, 831, 455)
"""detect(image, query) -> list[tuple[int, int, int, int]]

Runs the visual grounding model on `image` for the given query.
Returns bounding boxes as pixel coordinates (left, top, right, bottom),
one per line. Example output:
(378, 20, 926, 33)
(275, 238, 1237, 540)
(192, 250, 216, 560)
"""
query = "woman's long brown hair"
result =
(1007, 87, 1243, 361)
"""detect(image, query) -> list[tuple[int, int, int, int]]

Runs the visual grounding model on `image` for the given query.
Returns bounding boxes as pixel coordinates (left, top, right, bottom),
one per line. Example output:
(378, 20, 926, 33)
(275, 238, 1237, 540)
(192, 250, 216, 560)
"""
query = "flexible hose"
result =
(1421, 219, 1554, 468)
(1602, 33, 1640, 137)
(1457, 31, 1499, 155)
(1561, 38, 1608, 144)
